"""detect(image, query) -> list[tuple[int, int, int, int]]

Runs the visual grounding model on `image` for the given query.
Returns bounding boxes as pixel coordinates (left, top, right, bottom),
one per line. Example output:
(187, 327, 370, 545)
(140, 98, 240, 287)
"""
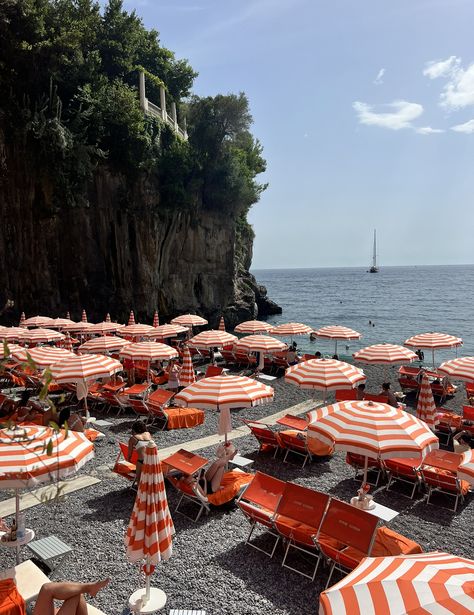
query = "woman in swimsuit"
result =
(128, 420, 153, 484)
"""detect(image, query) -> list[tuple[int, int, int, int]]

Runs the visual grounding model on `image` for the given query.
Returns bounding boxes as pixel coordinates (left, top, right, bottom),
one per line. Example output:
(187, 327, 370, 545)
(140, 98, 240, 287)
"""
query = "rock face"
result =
(0, 131, 281, 327)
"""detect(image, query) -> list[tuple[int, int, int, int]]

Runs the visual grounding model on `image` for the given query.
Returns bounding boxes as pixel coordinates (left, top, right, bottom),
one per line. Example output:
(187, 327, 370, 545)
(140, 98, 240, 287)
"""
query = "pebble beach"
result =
(0, 362, 472, 615)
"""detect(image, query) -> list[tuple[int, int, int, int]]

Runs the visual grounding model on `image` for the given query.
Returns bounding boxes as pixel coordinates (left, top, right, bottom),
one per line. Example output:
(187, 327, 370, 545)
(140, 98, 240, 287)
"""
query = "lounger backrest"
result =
(119, 442, 138, 464)
(385, 458, 419, 478)
(421, 468, 460, 492)
(205, 365, 224, 377)
(317, 498, 378, 554)
(335, 389, 357, 402)
(463, 405, 474, 421)
(278, 431, 307, 452)
(275, 483, 329, 529)
(148, 389, 174, 407)
(240, 472, 286, 512)
(129, 398, 149, 414)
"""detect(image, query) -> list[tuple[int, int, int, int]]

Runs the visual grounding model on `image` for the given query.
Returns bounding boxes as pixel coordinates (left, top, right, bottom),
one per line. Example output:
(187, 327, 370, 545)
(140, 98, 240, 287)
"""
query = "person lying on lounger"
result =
(33, 578, 109, 614)
(184, 442, 238, 496)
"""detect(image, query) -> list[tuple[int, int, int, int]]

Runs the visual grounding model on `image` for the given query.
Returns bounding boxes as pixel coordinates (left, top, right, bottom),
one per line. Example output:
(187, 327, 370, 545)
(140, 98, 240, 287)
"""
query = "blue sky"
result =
(124, 0, 474, 268)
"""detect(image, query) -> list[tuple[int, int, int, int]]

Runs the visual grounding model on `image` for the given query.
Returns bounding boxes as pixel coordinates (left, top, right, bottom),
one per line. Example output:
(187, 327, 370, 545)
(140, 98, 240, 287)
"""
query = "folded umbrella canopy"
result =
(126, 442, 174, 613)
(179, 345, 196, 387)
(319, 551, 474, 615)
(128, 310, 136, 326)
(416, 372, 437, 430)
(218, 316, 226, 332)
(152, 311, 159, 328)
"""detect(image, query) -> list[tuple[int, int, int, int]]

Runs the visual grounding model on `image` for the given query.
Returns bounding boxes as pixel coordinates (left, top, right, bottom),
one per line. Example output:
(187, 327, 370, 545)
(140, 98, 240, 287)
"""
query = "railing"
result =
(139, 72, 187, 140)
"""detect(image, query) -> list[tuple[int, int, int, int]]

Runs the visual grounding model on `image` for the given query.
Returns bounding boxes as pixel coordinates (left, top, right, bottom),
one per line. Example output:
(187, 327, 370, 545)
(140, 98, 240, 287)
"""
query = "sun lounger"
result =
(113, 442, 137, 482)
(243, 419, 280, 456)
(274, 483, 330, 580)
(385, 457, 422, 499)
(237, 472, 286, 557)
(346, 452, 385, 486)
(420, 467, 470, 512)
(277, 430, 313, 467)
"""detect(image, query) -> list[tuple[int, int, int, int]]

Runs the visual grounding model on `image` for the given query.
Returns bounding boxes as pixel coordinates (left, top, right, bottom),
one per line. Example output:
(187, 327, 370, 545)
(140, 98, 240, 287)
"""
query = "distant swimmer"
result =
(369, 320, 372, 325)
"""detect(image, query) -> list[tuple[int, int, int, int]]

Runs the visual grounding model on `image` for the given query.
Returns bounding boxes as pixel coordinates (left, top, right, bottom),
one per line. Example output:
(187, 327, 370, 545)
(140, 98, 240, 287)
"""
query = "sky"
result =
(123, 0, 474, 268)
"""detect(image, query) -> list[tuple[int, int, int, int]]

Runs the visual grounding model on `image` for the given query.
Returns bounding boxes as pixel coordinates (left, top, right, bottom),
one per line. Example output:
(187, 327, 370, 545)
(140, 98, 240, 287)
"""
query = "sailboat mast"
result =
(373, 230, 377, 268)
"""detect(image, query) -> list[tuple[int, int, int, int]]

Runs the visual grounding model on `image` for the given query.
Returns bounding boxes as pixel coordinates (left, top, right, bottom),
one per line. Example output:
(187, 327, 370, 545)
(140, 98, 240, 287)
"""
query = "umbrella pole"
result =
(363, 455, 369, 485)
(335, 340, 338, 356)
(432, 349, 435, 370)
(145, 557, 151, 603)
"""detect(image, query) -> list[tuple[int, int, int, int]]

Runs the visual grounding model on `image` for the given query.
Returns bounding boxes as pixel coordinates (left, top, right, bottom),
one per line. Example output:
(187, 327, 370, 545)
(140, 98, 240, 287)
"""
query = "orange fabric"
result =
(84, 428, 100, 442)
(207, 470, 253, 506)
(423, 467, 470, 495)
(275, 517, 320, 546)
(240, 472, 285, 511)
(165, 407, 205, 430)
(0, 579, 26, 615)
(307, 435, 333, 456)
(47, 383, 62, 392)
(318, 499, 379, 554)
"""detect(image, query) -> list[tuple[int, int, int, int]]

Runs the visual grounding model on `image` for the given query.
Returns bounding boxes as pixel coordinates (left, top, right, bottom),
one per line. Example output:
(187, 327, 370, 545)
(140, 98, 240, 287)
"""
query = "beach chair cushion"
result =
(207, 470, 253, 506)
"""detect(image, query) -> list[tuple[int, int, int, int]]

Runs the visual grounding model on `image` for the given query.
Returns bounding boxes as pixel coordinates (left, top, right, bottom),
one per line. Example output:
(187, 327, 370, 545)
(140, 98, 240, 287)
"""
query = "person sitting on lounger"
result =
(184, 442, 238, 497)
(33, 578, 109, 614)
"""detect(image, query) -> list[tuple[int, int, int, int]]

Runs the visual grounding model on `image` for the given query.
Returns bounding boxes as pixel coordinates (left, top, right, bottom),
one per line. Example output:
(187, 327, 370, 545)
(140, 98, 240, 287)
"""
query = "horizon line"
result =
(251, 263, 474, 271)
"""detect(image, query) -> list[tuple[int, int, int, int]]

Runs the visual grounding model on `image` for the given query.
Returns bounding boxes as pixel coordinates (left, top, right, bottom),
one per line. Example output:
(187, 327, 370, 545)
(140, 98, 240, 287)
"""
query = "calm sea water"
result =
(252, 265, 474, 362)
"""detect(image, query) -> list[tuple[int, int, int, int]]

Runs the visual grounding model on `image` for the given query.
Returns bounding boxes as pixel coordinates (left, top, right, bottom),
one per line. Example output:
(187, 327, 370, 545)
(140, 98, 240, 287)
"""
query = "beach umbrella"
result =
(0, 343, 22, 360)
(175, 375, 274, 443)
(11, 346, 75, 369)
(128, 310, 136, 326)
(18, 312, 26, 328)
(171, 314, 208, 328)
(126, 441, 174, 612)
(312, 325, 361, 356)
(457, 449, 474, 486)
(119, 342, 178, 363)
(50, 318, 75, 329)
(88, 321, 123, 335)
(268, 322, 313, 344)
(438, 356, 474, 382)
(353, 343, 418, 365)
(285, 358, 366, 402)
(0, 425, 93, 562)
(404, 332, 463, 368)
(60, 321, 94, 333)
(234, 334, 288, 371)
(62, 332, 74, 352)
(105, 313, 111, 322)
(188, 330, 237, 349)
(21, 328, 65, 345)
(50, 354, 123, 418)
(152, 311, 159, 328)
(79, 336, 131, 355)
(319, 551, 474, 615)
(145, 324, 188, 340)
(0, 327, 28, 342)
(234, 320, 274, 335)
(119, 324, 155, 341)
(179, 346, 196, 387)
(307, 400, 438, 484)
(218, 316, 226, 332)
(23, 316, 55, 328)
(416, 372, 437, 429)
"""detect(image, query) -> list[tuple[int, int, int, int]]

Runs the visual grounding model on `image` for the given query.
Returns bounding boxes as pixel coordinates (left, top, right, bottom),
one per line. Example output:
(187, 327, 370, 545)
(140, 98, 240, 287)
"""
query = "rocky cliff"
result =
(0, 132, 281, 327)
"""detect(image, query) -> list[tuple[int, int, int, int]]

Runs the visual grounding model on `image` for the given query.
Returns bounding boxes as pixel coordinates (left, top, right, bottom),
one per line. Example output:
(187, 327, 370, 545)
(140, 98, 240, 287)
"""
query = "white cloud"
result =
(353, 100, 424, 130)
(441, 62, 474, 109)
(373, 68, 385, 85)
(415, 126, 444, 134)
(423, 56, 460, 79)
(451, 119, 474, 133)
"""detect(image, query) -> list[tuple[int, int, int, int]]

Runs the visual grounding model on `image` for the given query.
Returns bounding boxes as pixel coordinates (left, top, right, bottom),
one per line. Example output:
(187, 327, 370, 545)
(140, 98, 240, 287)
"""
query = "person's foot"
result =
(88, 578, 110, 598)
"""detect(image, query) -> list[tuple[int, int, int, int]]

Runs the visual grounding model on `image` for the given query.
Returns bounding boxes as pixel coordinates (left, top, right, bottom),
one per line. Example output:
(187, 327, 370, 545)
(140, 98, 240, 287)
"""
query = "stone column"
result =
(160, 86, 167, 121)
(171, 102, 178, 132)
(139, 71, 148, 111)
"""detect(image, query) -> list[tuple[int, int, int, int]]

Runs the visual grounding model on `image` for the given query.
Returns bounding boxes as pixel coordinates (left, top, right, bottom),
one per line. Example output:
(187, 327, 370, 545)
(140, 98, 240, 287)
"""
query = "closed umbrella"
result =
(307, 400, 438, 484)
(62, 332, 74, 352)
(218, 316, 226, 332)
(105, 313, 111, 322)
(319, 551, 474, 615)
(152, 311, 159, 328)
(234, 334, 287, 371)
(66, 311, 71, 319)
(175, 375, 274, 443)
(18, 312, 26, 328)
(405, 332, 463, 368)
(416, 372, 437, 429)
(312, 325, 361, 356)
(234, 320, 274, 334)
(126, 442, 174, 613)
(179, 346, 196, 387)
(128, 310, 136, 326)
(285, 358, 366, 402)
(81, 309, 88, 323)
(0, 425, 93, 562)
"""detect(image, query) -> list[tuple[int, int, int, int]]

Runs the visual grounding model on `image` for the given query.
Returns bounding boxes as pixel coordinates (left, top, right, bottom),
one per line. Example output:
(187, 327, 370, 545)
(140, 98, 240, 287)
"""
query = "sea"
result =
(251, 265, 474, 363)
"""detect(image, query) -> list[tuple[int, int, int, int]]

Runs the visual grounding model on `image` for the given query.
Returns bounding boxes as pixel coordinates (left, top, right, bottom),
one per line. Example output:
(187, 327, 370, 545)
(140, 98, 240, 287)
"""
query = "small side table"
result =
(27, 535, 72, 576)
(0, 528, 35, 564)
(229, 455, 254, 470)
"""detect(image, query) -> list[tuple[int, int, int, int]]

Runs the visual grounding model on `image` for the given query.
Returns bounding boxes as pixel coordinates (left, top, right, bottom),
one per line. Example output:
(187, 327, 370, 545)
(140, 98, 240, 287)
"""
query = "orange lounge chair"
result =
(274, 483, 330, 580)
(434, 409, 462, 446)
(221, 349, 236, 366)
(462, 405, 474, 438)
(421, 467, 470, 512)
(237, 471, 286, 557)
(346, 452, 385, 486)
(277, 430, 313, 467)
(315, 498, 379, 588)
(243, 419, 280, 457)
(335, 389, 358, 402)
(202, 365, 224, 378)
(385, 457, 422, 499)
(148, 390, 204, 430)
(113, 442, 137, 482)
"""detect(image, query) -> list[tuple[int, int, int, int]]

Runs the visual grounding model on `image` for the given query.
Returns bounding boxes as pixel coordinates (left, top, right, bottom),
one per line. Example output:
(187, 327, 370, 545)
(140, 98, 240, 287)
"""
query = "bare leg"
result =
(34, 580, 109, 615)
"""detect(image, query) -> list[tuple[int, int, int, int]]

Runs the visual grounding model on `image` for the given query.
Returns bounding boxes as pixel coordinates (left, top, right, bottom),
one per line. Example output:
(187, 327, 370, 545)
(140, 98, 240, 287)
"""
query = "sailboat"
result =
(369, 229, 378, 273)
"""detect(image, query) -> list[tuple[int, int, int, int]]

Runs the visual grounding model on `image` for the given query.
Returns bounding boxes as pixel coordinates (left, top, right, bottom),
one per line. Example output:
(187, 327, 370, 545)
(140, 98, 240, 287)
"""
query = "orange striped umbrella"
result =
(81, 309, 88, 323)
(0, 327, 28, 342)
(285, 358, 366, 401)
(126, 442, 174, 611)
(269, 322, 313, 338)
(119, 324, 155, 340)
(0, 343, 22, 359)
(152, 311, 159, 328)
(128, 310, 136, 326)
(307, 400, 438, 482)
(11, 346, 75, 368)
(105, 313, 111, 322)
(62, 332, 74, 352)
(66, 311, 71, 319)
(319, 551, 474, 615)
(218, 316, 226, 331)
(234, 334, 287, 354)
(21, 328, 65, 344)
(0, 425, 94, 531)
(458, 449, 474, 486)
(175, 375, 274, 410)
(416, 372, 437, 429)
(353, 343, 418, 365)
(234, 320, 274, 334)
(405, 332, 463, 368)
(50, 318, 75, 329)
(438, 356, 474, 382)
(19, 312, 26, 328)
(119, 342, 178, 362)
(171, 314, 208, 327)
(88, 321, 123, 334)
(145, 324, 188, 340)
(188, 330, 237, 349)
(312, 325, 361, 355)
(60, 321, 94, 333)
(79, 336, 131, 354)
(179, 346, 196, 387)
(23, 316, 55, 328)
